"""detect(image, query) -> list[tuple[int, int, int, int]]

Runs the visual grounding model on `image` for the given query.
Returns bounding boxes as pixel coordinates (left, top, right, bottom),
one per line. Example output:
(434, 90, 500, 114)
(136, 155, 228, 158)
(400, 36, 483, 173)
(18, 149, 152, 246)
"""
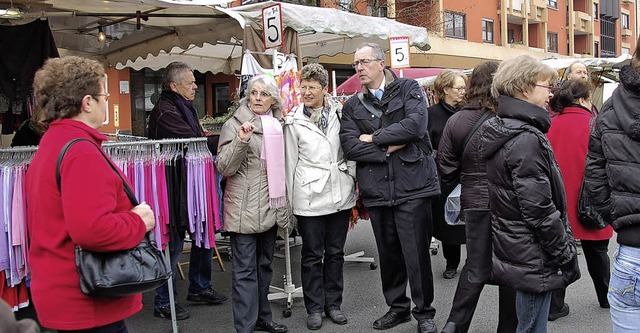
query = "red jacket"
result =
(547, 106, 613, 241)
(25, 119, 146, 330)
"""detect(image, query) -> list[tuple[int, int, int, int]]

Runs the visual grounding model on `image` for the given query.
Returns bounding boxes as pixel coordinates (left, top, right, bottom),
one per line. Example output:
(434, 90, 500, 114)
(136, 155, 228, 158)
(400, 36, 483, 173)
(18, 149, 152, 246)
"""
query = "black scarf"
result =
(161, 90, 204, 137)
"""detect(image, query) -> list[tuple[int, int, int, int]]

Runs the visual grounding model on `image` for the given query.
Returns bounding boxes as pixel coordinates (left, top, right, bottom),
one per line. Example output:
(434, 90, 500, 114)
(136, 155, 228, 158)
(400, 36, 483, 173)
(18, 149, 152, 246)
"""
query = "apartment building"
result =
(297, 0, 638, 69)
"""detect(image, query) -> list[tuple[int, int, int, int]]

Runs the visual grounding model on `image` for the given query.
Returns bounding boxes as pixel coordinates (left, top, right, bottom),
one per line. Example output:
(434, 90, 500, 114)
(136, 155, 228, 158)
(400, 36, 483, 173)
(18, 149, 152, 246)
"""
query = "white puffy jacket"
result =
(284, 96, 357, 217)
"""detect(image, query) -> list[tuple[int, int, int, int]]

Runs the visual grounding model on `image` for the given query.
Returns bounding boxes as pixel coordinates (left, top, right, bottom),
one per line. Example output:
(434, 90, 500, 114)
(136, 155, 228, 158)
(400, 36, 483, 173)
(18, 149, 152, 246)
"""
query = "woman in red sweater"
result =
(546, 79, 614, 320)
(25, 56, 156, 332)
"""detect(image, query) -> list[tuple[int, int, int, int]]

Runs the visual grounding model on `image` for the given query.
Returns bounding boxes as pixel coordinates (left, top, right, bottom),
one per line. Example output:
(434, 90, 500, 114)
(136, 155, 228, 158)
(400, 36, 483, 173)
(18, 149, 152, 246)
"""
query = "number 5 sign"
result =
(262, 4, 284, 49)
(389, 36, 411, 69)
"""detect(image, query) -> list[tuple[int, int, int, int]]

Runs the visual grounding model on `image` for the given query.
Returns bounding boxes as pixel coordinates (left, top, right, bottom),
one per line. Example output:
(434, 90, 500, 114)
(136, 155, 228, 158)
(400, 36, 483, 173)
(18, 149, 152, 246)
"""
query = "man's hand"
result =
(359, 134, 373, 143)
(238, 121, 255, 142)
(387, 144, 405, 154)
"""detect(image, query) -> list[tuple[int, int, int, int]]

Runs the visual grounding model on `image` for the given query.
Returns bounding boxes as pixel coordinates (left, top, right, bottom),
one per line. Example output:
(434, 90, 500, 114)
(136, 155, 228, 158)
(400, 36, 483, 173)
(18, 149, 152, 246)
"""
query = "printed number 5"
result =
(267, 16, 279, 43)
(395, 47, 405, 62)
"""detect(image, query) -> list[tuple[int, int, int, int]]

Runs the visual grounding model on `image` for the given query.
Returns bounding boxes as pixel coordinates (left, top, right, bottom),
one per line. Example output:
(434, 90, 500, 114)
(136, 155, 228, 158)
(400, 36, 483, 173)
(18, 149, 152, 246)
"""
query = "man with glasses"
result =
(340, 42, 441, 333)
(147, 61, 228, 321)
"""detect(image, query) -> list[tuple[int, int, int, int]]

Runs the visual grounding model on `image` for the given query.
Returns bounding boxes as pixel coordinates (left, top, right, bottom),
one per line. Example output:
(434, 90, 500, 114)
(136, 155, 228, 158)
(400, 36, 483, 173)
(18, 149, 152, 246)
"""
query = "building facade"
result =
(309, 0, 637, 69)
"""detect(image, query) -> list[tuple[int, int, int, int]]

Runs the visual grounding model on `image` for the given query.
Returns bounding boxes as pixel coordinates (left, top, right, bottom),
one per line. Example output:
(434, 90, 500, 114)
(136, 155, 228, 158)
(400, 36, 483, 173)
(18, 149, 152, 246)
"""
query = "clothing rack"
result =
(1, 137, 210, 333)
(0, 146, 38, 153)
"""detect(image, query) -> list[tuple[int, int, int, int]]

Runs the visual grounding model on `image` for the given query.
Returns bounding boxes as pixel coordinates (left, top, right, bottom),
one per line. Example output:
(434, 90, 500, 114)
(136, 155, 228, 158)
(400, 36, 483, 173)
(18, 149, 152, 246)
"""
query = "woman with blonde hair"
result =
(480, 54, 580, 333)
(428, 69, 467, 279)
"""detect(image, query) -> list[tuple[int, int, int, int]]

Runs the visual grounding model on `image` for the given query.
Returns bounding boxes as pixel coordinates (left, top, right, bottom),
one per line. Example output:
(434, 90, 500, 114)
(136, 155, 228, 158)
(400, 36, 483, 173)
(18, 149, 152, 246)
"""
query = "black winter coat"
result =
(147, 90, 219, 153)
(584, 65, 640, 247)
(340, 69, 440, 207)
(480, 95, 580, 293)
(438, 101, 494, 210)
(429, 101, 465, 244)
(437, 101, 494, 278)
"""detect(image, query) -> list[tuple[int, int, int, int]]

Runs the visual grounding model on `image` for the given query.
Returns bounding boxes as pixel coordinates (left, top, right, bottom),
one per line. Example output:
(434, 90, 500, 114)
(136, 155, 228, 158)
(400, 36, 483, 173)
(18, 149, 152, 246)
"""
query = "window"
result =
(445, 11, 466, 39)
(212, 83, 230, 116)
(622, 13, 630, 29)
(338, 0, 352, 11)
(547, 0, 557, 9)
(547, 32, 558, 52)
(593, 3, 598, 20)
(482, 19, 494, 43)
(367, 4, 387, 17)
(508, 29, 515, 43)
(601, 17, 616, 57)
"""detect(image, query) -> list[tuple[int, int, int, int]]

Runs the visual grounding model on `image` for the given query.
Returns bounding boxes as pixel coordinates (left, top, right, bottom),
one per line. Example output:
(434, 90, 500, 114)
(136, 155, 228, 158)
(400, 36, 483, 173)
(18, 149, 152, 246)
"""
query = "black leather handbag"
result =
(56, 138, 171, 297)
(577, 179, 608, 230)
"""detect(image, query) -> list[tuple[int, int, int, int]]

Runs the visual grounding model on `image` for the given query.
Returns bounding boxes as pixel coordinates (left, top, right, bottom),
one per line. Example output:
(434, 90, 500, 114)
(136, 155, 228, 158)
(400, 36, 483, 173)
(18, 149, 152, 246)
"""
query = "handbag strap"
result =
(56, 138, 139, 207)
(462, 110, 492, 154)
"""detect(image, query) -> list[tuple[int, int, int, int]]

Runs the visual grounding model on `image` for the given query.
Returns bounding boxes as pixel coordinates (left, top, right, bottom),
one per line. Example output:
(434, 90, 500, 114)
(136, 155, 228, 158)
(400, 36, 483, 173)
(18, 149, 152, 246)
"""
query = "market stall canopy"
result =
(118, 1, 432, 73)
(1, 0, 430, 73)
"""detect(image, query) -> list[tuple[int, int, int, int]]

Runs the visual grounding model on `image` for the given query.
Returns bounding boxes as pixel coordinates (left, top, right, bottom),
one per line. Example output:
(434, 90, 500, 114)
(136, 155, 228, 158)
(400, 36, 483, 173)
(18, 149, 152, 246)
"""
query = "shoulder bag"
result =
(577, 118, 608, 230)
(56, 138, 171, 297)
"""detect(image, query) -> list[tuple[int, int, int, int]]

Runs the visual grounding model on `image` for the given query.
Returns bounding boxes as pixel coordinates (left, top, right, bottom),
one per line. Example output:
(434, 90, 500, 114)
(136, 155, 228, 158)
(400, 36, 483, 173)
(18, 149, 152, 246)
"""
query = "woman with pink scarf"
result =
(216, 75, 291, 333)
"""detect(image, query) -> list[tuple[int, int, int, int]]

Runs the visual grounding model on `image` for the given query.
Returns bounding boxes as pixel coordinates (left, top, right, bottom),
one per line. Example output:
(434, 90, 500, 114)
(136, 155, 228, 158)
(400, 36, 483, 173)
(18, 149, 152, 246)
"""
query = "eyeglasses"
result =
(351, 59, 381, 68)
(300, 85, 323, 92)
(536, 84, 554, 91)
(94, 93, 110, 101)
(451, 87, 466, 91)
(250, 90, 271, 99)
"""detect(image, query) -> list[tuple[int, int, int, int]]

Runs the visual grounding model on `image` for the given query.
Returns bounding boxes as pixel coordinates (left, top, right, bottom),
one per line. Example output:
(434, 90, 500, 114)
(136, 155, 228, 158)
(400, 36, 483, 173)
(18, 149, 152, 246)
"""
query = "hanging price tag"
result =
(262, 4, 284, 49)
(389, 36, 411, 69)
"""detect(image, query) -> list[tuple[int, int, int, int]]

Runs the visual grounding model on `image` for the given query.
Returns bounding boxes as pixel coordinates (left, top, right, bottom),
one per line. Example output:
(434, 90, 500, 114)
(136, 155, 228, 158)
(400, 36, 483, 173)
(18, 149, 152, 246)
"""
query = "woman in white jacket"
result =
(284, 64, 357, 330)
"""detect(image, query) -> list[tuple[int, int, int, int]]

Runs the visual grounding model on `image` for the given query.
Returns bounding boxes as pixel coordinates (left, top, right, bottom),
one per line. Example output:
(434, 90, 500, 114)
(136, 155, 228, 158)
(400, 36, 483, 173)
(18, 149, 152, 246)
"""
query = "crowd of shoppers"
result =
(18, 39, 639, 333)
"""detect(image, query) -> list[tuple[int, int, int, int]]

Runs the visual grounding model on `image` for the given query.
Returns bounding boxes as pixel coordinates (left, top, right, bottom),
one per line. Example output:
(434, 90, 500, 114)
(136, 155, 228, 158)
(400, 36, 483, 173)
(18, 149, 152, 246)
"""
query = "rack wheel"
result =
(283, 309, 292, 318)
(431, 248, 438, 255)
(369, 262, 378, 270)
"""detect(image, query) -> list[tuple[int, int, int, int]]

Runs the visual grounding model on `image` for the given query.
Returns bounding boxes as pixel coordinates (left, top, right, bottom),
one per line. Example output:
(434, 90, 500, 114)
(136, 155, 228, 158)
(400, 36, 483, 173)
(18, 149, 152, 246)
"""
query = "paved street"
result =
(128, 220, 614, 333)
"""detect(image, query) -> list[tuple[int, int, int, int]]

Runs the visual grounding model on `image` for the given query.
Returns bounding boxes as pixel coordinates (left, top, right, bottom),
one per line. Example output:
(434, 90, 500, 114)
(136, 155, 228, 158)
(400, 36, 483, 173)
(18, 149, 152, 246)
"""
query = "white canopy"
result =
(116, 1, 431, 73)
(7, 1, 430, 73)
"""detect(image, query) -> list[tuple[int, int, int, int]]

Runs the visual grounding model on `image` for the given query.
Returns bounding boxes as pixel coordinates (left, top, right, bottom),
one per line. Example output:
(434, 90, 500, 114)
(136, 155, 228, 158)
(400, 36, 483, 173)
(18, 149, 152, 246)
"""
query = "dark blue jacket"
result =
(340, 69, 440, 207)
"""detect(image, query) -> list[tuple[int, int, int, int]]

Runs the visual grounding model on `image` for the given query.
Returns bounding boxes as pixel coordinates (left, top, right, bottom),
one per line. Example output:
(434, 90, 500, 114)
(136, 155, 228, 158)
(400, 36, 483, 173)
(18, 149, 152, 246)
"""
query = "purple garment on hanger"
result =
(0, 167, 10, 272)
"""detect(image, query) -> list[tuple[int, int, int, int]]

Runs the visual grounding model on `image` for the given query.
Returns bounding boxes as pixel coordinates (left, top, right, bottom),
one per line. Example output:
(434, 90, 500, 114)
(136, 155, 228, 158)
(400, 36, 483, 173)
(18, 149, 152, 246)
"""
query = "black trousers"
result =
(443, 243, 461, 270)
(296, 210, 351, 314)
(368, 197, 436, 320)
(550, 239, 611, 312)
(229, 226, 278, 333)
(447, 265, 518, 333)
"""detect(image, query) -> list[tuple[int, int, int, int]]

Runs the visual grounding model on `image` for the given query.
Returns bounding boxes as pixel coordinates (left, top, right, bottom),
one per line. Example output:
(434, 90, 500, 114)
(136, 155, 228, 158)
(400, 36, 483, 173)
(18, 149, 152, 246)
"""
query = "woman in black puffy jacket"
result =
(480, 54, 580, 333)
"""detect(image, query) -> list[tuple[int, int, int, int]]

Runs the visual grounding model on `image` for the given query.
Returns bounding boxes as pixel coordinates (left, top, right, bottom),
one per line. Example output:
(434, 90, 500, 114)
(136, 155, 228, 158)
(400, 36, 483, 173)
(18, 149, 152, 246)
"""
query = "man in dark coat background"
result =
(147, 61, 227, 321)
(340, 42, 441, 333)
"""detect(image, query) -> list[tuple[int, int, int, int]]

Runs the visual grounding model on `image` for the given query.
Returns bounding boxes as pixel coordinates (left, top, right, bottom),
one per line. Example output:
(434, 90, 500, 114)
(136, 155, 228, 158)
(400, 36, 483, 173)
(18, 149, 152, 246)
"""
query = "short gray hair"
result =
(300, 63, 329, 88)
(162, 61, 192, 91)
(491, 54, 557, 99)
(356, 42, 385, 61)
(240, 75, 283, 114)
